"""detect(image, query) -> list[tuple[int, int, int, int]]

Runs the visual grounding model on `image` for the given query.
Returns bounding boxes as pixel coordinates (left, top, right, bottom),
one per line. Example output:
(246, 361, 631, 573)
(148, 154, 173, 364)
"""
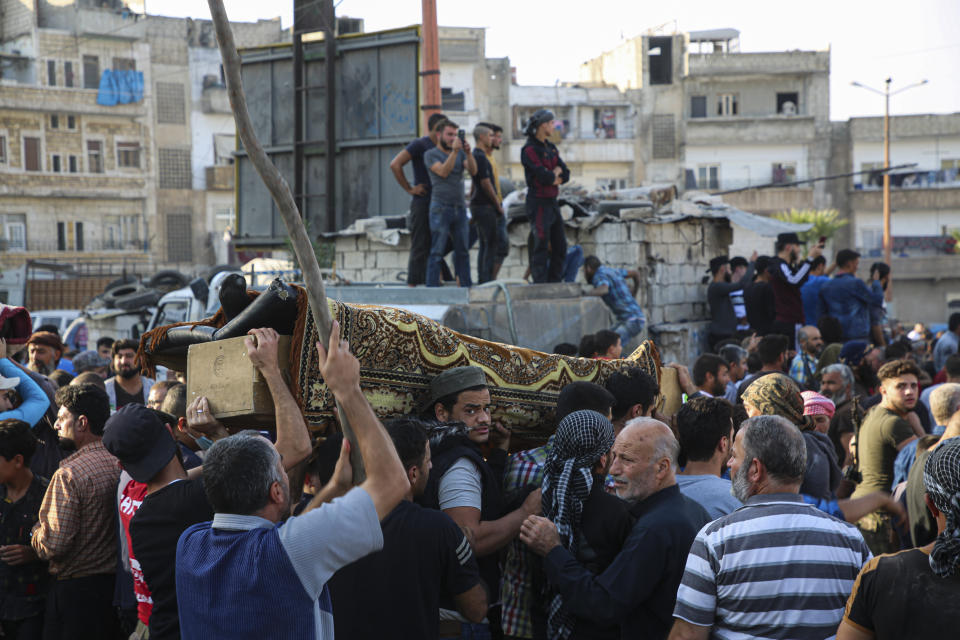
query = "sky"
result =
(153, 0, 959, 121)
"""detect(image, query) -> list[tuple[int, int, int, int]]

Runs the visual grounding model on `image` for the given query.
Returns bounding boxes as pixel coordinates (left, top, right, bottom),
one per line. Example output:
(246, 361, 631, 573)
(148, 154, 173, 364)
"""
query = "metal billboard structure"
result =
(235, 26, 420, 245)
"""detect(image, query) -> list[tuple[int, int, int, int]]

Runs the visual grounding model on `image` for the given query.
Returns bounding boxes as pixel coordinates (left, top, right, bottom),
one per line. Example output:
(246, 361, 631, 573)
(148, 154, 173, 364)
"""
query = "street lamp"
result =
(851, 78, 928, 299)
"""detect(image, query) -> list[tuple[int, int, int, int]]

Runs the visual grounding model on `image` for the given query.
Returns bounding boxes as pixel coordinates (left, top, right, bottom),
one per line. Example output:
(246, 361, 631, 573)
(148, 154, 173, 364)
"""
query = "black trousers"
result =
(406, 197, 432, 285)
(43, 574, 117, 640)
(472, 204, 499, 284)
(526, 196, 566, 283)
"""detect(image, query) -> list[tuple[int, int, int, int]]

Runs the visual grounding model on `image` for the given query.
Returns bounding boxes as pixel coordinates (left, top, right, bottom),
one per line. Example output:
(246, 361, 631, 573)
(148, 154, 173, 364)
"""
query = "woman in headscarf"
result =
(836, 437, 960, 639)
(537, 410, 631, 640)
(742, 373, 842, 502)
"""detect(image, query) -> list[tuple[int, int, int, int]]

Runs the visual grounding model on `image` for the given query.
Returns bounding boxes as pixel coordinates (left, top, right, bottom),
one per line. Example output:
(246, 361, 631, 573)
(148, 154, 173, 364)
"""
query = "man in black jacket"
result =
(521, 418, 709, 640)
(418, 366, 541, 638)
(521, 109, 570, 283)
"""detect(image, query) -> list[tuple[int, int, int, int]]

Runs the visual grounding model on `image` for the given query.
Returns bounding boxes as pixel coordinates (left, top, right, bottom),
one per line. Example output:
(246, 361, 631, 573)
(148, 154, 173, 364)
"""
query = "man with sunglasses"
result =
(419, 366, 541, 639)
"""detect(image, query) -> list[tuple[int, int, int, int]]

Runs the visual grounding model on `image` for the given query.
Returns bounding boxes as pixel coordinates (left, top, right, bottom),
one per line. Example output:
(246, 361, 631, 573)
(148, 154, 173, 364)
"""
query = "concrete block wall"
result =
(334, 216, 731, 331)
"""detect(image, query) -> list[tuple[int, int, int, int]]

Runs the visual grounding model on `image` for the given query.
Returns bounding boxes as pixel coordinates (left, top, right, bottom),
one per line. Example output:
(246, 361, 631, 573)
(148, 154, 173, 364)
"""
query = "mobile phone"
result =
(818, 236, 826, 245)
(457, 129, 466, 143)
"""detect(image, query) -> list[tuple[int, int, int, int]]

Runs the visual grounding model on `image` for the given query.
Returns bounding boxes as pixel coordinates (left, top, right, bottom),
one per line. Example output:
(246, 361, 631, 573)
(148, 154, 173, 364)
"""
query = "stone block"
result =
(667, 244, 689, 265)
(364, 251, 377, 269)
(593, 222, 627, 244)
(341, 251, 364, 270)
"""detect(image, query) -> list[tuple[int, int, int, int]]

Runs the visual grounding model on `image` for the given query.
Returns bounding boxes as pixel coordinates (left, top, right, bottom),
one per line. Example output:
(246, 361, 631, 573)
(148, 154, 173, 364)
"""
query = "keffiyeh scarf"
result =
(541, 410, 615, 639)
(923, 438, 960, 577)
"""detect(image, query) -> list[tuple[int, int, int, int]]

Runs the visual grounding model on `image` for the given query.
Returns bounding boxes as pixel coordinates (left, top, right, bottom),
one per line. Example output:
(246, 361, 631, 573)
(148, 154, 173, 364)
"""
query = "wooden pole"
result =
(207, 0, 365, 480)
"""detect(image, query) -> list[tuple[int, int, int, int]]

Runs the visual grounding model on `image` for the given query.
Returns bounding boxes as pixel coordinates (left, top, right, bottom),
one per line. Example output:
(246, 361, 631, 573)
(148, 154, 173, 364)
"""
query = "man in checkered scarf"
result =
(923, 437, 960, 577)
(539, 410, 615, 639)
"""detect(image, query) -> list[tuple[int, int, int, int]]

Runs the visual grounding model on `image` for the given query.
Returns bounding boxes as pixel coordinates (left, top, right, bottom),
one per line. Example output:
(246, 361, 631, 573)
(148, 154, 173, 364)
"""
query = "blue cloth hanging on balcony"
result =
(97, 69, 119, 106)
(97, 70, 144, 105)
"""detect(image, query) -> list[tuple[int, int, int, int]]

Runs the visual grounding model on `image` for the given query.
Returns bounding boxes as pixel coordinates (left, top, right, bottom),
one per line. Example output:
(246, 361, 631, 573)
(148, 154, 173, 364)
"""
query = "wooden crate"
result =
(186, 335, 292, 427)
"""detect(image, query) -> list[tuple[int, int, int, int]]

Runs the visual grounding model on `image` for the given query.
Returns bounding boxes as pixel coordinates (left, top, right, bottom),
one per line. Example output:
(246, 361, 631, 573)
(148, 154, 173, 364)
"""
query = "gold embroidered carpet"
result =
(292, 297, 661, 446)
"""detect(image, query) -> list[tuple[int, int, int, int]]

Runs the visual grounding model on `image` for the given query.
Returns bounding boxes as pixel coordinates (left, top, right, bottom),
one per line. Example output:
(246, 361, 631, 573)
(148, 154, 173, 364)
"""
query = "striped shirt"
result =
(673, 493, 872, 640)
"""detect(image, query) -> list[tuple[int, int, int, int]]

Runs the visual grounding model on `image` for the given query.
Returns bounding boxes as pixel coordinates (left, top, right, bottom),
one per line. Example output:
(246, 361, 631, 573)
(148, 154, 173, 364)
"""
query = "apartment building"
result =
(0, 0, 281, 272)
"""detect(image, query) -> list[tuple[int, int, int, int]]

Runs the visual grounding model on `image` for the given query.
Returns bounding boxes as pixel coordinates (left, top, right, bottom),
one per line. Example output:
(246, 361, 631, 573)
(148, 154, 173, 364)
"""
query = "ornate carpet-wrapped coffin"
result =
(142, 286, 662, 447)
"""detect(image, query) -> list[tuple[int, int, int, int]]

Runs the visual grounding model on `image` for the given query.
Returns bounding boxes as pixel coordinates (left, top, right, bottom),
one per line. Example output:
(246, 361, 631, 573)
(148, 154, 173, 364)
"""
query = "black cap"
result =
(524, 109, 555, 137)
(729, 256, 748, 269)
(776, 232, 806, 246)
(103, 404, 178, 483)
(708, 256, 729, 275)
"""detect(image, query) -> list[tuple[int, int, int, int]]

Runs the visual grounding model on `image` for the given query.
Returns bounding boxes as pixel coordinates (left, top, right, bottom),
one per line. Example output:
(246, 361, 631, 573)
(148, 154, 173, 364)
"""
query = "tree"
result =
(773, 208, 848, 246)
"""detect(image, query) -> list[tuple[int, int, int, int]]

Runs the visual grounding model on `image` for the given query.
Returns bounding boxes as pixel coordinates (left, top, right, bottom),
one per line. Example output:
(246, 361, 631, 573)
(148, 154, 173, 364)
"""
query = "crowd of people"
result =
(391, 109, 575, 291)
(0, 226, 959, 639)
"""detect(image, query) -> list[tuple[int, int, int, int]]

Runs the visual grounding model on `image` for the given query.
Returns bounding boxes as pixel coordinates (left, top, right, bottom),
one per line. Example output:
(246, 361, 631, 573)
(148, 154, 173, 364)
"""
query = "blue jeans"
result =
(612, 315, 645, 344)
(427, 202, 471, 287)
(562, 244, 584, 283)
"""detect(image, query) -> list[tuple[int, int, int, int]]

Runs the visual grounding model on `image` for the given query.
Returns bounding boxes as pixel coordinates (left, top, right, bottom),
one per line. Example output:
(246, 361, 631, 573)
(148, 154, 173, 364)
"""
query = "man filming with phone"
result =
(768, 232, 824, 349)
(425, 120, 477, 288)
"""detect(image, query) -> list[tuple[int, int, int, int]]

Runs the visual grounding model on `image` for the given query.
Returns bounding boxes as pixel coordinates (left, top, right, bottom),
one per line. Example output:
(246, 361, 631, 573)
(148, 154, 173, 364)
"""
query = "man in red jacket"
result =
(521, 109, 570, 283)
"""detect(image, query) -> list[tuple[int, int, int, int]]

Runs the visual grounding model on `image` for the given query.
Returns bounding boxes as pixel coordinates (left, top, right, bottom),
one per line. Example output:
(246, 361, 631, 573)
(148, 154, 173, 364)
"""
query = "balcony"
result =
(688, 51, 829, 77)
(0, 83, 146, 118)
(686, 115, 816, 145)
(206, 165, 234, 191)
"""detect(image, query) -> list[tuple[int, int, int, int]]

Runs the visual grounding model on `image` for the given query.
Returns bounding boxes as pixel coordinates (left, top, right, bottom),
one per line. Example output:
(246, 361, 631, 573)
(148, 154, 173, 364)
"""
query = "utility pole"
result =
(420, 0, 441, 126)
(851, 77, 928, 301)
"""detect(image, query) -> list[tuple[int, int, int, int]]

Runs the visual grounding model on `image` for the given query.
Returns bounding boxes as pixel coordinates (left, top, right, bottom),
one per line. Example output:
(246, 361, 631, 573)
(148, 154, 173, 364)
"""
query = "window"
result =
(87, 140, 103, 173)
(68, 155, 78, 173)
(772, 162, 797, 184)
(83, 55, 99, 89)
(154, 300, 190, 326)
(861, 228, 883, 251)
(440, 87, 465, 112)
(698, 164, 720, 190)
(47, 60, 56, 86)
(67, 115, 76, 130)
(117, 142, 140, 169)
(50, 114, 59, 129)
(648, 36, 673, 85)
(777, 92, 799, 116)
(214, 207, 234, 232)
(55, 222, 85, 251)
(942, 159, 960, 171)
(717, 93, 738, 116)
(64, 61, 74, 87)
(690, 96, 707, 118)
(166, 211, 193, 262)
(51, 154, 62, 172)
(597, 178, 629, 190)
(156, 83, 186, 124)
(652, 114, 676, 159)
(113, 57, 136, 71)
(593, 108, 617, 138)
(23, 137, 41, 172)
(0, 136, 6, 164)
(4, 216, 26, 252)
(158, 148, 192, 188)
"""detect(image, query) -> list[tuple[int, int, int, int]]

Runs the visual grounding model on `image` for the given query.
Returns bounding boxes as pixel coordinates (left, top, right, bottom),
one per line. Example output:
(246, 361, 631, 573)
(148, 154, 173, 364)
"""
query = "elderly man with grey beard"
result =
(669, 415, 872, 640)
(820, 363, 858, 467)
(521, 418, 708, 640)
